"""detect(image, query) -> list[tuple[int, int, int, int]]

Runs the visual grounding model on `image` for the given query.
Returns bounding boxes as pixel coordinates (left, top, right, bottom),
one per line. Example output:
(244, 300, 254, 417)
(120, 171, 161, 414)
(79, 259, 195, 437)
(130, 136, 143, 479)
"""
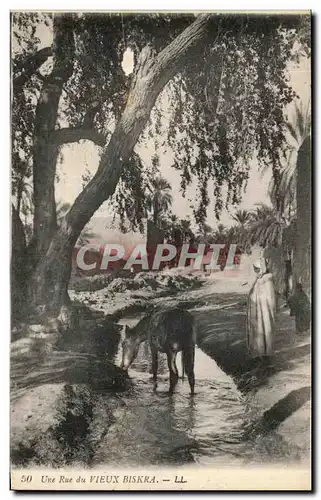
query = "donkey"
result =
(120, 308, 196, 395)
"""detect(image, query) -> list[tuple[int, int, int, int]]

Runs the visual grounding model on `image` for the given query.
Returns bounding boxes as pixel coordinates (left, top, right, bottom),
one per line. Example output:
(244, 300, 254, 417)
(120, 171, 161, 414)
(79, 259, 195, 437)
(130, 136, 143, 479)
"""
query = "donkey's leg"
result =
(181, 352, 185, 381)
(183, 346, 195, 396)
(151, 345, 158, 388)
(167, 351, 179, 395)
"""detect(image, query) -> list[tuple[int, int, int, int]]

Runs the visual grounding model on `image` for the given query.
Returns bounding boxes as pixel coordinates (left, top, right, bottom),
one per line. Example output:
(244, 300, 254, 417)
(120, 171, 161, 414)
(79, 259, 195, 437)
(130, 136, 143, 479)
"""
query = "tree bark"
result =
(30, 14, 75, 266)
(11, 205, 27, 321)
(294, 135, 311, 296)
(50, 126, 106, 147)
(29, 13, 214, 311)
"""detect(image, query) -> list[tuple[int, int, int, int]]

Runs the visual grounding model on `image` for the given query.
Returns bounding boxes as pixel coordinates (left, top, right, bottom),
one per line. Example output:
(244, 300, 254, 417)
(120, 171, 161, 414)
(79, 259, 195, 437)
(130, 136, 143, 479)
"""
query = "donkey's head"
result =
(120, 325, 141, 371)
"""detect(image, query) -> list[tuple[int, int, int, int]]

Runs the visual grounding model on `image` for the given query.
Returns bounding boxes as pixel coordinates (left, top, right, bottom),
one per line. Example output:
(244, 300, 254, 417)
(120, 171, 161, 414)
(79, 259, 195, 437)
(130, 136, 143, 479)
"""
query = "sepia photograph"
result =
(10, 10, 311, 491)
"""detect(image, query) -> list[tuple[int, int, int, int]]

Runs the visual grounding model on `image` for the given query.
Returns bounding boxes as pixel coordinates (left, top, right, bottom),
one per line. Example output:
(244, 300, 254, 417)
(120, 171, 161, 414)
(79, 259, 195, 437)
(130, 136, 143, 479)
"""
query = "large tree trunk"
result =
(294, 135, 311, 296)
(30, 14, 75, 266)
(11, 205, 27, 321)
(152, 196, 160, 225)
(16, 179, 23, 215)
(29, 14, 214, 311)
(147, 219, 165, 264)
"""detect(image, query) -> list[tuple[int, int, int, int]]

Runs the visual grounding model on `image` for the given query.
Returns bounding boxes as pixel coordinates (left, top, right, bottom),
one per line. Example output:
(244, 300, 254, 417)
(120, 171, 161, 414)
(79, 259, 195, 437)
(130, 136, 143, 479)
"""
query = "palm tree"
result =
(213, 223, 228, 243)
(170, 217, 195, 244)
(231, 209, 252, 227)
(263, 101, 311, 295)
(195, 223, 215, 244)
(247, 203, 287, 248)
(252, 204, 276, 221)
(286, 101, 311, 148)
(246, 102, 311, 296)
(270, 101, 311, 216)
(246, 202, 292, 298)
(154, 212, 175, 240)
(229, 210, 253, 254)
(179, 218, 195, 243)
(269, 170, 296, 219)
(146, 176, 173, 226)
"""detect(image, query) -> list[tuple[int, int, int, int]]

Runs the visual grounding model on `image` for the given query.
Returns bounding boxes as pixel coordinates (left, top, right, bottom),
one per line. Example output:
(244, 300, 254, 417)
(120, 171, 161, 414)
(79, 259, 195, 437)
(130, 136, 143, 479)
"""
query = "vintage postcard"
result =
(10, 11, 311, 491)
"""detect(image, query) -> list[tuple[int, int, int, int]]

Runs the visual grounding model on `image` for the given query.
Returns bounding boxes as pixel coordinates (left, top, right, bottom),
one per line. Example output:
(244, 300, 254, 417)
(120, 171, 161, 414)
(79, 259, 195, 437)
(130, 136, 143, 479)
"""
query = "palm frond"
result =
(57, 202, 71, 218)
(285, 121, 299, 143)
(231, 209, 252, 226)
(296, 104, 305, 140)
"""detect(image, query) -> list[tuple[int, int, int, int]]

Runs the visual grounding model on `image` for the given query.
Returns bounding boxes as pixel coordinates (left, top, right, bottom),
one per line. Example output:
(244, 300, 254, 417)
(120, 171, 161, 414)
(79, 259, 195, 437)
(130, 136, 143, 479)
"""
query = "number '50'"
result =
(21, 475, 32, 483)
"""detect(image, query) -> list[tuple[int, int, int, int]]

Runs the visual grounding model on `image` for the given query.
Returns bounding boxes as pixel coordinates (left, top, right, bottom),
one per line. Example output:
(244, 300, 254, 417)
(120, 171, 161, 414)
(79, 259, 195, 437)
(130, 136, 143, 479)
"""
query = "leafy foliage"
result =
(162, 15, 310, 224)
(112, 153, 153, 234)
(11, 12, 311, 236)
(11, 13, 52, 216)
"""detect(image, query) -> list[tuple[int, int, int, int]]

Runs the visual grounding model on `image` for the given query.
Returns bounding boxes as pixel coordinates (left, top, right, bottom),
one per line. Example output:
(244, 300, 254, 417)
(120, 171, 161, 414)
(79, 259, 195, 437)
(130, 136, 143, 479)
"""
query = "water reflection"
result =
(102, 323, 304, 467)
(93, 335, 249, 467)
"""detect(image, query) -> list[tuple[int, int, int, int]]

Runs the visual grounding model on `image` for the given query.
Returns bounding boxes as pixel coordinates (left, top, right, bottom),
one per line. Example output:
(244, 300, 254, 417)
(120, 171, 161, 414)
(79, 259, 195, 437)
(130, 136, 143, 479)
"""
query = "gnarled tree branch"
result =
(51, 100, 105, 146)
(51, 127, 106, 147)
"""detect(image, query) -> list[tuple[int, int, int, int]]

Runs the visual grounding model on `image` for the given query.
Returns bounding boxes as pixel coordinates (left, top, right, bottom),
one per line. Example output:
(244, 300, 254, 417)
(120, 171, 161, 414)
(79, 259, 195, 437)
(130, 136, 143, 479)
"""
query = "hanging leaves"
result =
(11, 12, 311, 230)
